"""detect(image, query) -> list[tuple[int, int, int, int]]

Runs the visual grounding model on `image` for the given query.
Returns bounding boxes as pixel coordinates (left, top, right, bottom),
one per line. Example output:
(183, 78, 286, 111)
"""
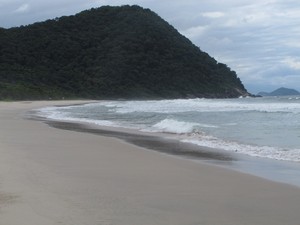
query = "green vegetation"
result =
(0, 5, 249, 100)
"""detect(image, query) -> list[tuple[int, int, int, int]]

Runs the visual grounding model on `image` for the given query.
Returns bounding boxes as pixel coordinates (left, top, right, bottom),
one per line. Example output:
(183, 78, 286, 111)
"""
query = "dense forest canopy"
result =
(0, 5, 249, 100)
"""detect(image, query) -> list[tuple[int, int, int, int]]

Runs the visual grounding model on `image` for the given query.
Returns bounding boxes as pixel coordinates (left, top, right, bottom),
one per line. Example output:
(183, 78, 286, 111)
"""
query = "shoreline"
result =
(32, 102, 300, 188)
(1, 100, 300, 225)
(42, 119, 300, 188)
(44, 120, 236, 161)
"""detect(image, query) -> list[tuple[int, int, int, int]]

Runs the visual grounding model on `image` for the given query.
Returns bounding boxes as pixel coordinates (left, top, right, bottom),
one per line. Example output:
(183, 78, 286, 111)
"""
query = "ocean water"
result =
(38, 96, 300, 162)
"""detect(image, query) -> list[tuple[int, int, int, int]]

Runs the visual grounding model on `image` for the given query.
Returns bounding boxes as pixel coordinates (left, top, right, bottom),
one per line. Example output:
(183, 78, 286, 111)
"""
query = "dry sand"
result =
(0, 100, 300, 225)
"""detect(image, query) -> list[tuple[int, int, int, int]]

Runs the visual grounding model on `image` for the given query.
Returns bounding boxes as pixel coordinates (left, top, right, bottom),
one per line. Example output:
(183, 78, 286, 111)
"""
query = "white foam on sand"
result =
(181, 135, 300, 162)
(36, 106, 118, 127)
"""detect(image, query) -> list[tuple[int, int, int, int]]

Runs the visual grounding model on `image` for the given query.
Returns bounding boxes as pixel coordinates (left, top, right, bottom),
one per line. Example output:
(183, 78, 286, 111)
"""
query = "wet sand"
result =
(0, 100, 300, 225)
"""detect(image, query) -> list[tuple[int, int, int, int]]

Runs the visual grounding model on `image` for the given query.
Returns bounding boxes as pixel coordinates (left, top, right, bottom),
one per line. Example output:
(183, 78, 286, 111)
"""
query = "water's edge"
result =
(46, 120, 236, 162)
(29, 110, 300, 188)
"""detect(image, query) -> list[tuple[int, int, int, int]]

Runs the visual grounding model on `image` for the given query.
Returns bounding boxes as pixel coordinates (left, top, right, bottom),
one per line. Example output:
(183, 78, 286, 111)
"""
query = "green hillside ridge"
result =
(0, 5, 249, 100)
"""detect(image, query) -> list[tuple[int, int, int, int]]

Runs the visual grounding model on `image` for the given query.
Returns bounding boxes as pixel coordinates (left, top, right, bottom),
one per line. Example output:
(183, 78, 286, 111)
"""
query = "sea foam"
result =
(182, 137, 300, 162)
(37, 106, 117, 127)
(101, 98, 300, 114)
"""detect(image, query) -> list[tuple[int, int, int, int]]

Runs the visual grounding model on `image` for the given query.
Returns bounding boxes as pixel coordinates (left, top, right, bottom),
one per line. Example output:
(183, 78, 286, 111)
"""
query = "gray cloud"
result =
(0, 0, 299, 93)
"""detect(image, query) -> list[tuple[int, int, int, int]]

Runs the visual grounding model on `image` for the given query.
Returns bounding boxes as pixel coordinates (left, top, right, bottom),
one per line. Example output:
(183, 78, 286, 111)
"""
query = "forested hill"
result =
(0, 5, 249, 100)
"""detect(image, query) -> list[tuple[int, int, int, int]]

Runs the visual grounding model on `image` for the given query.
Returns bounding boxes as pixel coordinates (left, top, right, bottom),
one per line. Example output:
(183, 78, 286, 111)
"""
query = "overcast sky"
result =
(1, 0, 300, 93)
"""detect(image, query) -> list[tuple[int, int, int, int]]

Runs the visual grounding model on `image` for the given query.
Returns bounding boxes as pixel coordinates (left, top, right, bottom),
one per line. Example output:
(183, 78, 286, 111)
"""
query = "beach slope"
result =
(0, 101, 299, 225)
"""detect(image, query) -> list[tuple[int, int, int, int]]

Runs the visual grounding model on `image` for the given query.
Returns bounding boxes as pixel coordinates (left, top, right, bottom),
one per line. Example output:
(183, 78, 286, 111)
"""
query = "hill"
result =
(258, 87, 300, 96)
(0, 5, 249, 100)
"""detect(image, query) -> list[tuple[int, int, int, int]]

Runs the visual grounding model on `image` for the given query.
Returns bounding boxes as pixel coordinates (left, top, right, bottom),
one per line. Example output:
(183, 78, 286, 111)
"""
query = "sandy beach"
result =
(0, 100, 300, 225)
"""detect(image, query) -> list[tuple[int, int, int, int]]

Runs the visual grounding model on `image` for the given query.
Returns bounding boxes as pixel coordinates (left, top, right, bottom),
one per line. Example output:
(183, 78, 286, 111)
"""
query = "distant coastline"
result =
(258, 87, 300, 96)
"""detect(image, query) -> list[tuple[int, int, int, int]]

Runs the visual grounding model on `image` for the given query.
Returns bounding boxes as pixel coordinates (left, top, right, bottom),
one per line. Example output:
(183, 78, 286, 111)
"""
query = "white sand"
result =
(0, 100, 299, 225)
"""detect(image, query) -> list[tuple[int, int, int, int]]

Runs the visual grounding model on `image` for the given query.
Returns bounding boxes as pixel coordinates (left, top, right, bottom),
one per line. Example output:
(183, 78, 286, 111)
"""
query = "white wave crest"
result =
(96, 98, 300, 114)
(150, 119, 217, 134)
